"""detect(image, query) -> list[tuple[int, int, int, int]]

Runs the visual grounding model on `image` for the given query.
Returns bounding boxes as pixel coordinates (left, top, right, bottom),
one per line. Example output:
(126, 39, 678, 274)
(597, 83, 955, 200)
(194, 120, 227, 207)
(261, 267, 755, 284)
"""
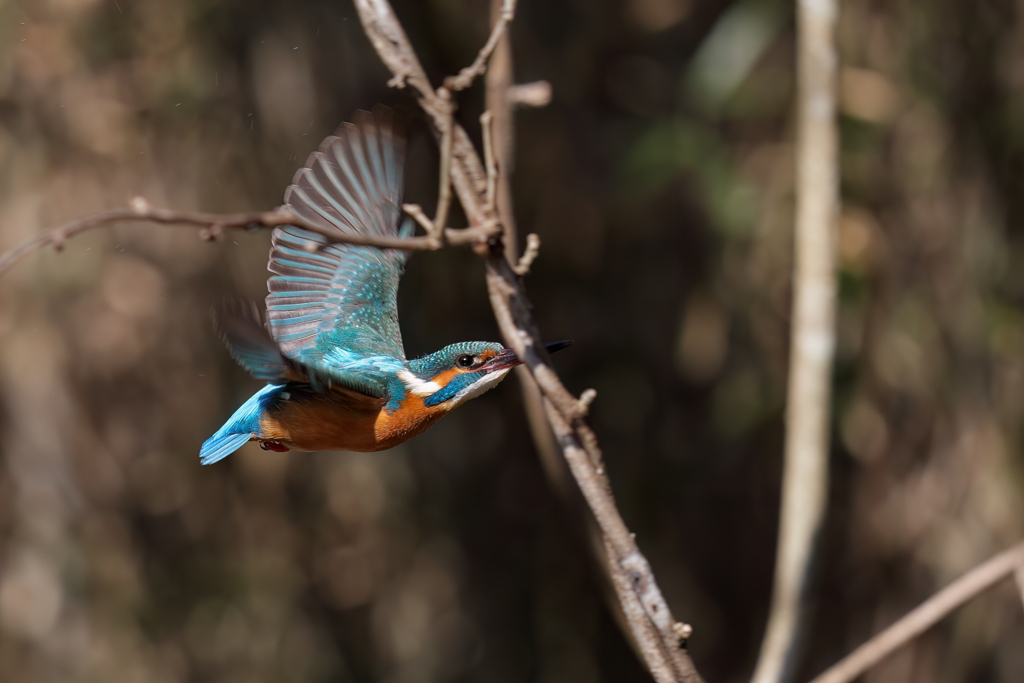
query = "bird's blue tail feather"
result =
(200, 384, 283, 465)
(199, 433, 252, 466)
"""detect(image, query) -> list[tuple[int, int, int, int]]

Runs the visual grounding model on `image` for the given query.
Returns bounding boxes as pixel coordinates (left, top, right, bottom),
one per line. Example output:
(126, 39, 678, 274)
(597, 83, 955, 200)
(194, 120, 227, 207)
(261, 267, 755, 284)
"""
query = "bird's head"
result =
(401, 340, 572, 410)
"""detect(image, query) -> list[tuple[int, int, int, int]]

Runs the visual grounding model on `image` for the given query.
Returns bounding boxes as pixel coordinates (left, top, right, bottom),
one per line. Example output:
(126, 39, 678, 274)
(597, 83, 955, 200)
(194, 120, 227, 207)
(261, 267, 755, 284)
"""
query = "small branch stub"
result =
(673, 622, 693, 647)
(402, 203, 444, 247)
(402, 203, 434, 233)
(432, 87, 455, 244)
(481, 111, 498, 212)
(508, 80, 552, 108)
(576, 388, 597, 417)
(513, 233, 540, 275)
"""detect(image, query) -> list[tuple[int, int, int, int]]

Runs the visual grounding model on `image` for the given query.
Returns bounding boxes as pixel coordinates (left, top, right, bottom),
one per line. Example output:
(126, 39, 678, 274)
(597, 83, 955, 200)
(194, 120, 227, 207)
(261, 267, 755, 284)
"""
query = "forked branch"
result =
(353, 2, 704, 681)
(444, 0, 517, 92)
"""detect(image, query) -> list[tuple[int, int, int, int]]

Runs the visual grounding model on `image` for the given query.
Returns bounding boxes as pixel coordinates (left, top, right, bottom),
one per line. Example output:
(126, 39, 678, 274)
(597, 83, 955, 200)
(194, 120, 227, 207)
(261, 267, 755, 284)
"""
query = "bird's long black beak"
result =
(543, 340, 574, 355)
(485, 340, 574, 372)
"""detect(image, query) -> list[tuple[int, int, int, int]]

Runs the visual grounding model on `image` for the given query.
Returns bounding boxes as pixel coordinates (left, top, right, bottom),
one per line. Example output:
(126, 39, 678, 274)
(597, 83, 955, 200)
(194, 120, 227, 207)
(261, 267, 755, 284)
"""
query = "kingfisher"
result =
(200, 108, 569, 465)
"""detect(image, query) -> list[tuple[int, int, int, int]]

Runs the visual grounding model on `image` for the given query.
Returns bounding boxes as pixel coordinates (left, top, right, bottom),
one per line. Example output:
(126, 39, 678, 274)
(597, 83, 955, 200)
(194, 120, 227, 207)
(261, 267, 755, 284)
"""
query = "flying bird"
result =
(200, 108, 569, 464)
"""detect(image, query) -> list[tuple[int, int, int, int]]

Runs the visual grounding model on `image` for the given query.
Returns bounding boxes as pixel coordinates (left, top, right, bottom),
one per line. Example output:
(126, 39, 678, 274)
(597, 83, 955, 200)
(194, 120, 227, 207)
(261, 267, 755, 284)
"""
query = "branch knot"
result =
(576, 388, 597, 417)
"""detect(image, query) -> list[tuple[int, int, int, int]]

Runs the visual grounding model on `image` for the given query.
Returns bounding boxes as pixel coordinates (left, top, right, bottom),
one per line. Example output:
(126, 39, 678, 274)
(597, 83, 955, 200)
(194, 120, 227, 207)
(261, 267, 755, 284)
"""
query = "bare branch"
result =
(603, 536, 690, 683)
(475, 15, 659, 681)
(444, 0, 517, 92)
(513, 233, 540, 275)
(575, 387, 597, 416)
(433, 88, 455, 241)
(354, 3, 705, 680)
(0, 199, 498, 278)
(356, 0, 490, 228)
(751, 0, 839, 682)
(484, 8, 518, 263)
(486, 255, 703, 683)
(481, 111, 499, 213)
(354, 0, 438, 103)
(809, 541, 1024, 683)
(507, 80, 552, 108)
(401, 203, 439, 240)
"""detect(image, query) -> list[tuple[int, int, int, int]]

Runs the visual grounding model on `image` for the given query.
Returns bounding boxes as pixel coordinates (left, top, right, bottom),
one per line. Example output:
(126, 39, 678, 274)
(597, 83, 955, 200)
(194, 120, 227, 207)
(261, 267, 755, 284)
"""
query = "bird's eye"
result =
(456, 354, 475, 368)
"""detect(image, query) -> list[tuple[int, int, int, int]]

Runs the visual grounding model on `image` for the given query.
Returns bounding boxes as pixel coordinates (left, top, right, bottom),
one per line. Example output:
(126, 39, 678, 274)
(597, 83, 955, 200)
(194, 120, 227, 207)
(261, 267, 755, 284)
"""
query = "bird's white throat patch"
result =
(446, 368, 511, 408)
(397, 369, 442, 397)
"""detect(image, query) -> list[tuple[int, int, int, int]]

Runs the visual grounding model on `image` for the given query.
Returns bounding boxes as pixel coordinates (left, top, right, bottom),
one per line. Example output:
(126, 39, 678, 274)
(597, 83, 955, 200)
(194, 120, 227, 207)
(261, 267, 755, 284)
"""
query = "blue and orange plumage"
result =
(200, 108, 568, 464)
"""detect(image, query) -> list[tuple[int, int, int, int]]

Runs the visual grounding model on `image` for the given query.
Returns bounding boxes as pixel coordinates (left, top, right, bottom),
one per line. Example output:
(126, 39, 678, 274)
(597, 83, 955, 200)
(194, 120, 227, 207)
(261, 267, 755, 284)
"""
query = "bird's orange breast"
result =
(259, 387, 448, 453)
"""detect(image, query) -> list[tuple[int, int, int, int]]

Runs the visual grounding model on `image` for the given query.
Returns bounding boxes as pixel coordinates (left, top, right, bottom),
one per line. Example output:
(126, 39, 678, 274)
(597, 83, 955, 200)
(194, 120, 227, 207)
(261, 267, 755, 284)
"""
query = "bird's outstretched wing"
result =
(265, 108, 413, 387)
(214, 301, 292, 382)
(216, 301, 396, 398)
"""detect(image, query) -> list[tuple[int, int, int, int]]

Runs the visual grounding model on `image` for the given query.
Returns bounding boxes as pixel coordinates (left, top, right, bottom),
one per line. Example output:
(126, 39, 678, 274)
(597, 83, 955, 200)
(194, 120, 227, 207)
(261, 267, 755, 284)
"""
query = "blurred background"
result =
(0, 0, 1022, 681)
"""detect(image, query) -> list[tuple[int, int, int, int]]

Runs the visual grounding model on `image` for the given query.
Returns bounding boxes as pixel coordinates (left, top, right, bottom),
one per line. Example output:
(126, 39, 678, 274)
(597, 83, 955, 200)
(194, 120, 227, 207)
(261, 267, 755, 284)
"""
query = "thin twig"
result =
(433, 88, 455, 242)
(0, 199, 498, 278)
(507, 80, 553, 108)
(401, 203, 438, 236)
(750, 0, 839, 682)
(356, 0, 490, 228)
(478, 0, 567, 543)
(576, 387, 597, 416)
(354, 2, 704, 681)
(484, 0, 518, 264)
(481, 111, 499, 213)
(809, 541, 1024, 683)
(513, 233, 540, 275)
(444, 0, 517, 92)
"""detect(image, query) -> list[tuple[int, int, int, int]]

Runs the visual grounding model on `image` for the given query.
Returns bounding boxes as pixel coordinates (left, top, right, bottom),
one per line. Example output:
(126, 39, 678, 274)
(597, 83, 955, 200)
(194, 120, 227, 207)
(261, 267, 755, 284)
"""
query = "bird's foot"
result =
(259, 440, 290, 452)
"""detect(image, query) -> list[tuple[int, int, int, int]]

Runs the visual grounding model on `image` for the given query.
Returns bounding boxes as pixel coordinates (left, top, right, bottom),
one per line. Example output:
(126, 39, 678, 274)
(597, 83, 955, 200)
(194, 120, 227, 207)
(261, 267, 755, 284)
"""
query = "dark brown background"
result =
(0, 0, 1022, 681)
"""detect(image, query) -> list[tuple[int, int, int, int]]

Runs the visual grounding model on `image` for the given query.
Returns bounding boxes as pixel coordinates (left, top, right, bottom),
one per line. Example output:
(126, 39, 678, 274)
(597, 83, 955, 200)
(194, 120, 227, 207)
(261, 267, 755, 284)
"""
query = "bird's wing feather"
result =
(214, 301, 292, 382)
(215, 301, 390, 398)
(266, 108, 412, 380)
